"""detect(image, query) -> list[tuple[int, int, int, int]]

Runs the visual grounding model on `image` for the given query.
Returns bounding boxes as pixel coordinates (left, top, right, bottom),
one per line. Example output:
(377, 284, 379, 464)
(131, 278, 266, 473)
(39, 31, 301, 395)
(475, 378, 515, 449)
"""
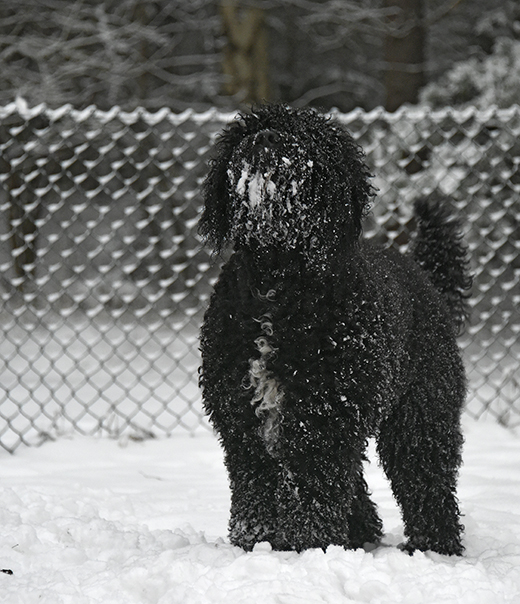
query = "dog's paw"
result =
(398, 538, 464, 557)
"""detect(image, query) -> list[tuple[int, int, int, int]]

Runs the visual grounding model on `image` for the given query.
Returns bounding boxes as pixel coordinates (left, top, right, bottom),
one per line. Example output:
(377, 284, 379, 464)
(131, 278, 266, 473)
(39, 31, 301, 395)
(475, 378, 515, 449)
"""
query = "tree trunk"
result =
(220, 1, 270, 103)
(383, 0, 425, 111)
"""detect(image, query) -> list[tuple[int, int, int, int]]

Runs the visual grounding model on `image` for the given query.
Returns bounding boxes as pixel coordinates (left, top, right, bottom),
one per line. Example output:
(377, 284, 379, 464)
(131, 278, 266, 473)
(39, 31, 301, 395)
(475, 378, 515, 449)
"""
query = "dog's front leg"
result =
(269, 411, 366, 552)
(222, 432, 281, 551)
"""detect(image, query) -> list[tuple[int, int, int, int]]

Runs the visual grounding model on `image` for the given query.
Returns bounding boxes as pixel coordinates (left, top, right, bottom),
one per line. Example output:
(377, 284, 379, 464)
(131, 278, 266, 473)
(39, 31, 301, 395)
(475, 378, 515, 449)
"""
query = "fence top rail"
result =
(2, 98, 520, 127)
(0, 98, 236, 127)
(338, 103, 520, 123)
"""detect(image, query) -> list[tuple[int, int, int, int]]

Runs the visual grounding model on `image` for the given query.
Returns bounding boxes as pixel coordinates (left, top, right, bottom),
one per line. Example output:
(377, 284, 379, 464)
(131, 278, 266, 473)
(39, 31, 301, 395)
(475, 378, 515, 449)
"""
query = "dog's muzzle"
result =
(254, 129, 282, 153)
(227, 131, 316, 249)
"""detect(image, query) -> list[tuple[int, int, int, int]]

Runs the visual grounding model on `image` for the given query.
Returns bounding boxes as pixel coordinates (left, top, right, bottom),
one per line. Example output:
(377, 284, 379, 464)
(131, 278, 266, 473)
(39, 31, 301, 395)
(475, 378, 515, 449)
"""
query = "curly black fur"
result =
(199, 104, 471, 556)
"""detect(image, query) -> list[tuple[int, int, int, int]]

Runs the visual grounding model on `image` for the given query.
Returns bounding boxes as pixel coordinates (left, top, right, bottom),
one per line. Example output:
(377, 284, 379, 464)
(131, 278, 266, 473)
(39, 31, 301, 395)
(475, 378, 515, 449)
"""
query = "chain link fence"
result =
(0, 101, 518, 452)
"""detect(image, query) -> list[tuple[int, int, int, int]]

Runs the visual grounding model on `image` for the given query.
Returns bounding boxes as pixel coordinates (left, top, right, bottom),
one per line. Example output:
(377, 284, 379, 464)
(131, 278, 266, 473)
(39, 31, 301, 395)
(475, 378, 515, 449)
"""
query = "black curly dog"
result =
(199, 104, 471, 555)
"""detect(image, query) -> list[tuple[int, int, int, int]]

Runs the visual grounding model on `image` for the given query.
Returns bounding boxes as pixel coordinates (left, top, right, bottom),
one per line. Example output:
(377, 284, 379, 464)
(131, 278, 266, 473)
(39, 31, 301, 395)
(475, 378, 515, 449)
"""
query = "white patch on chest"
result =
(246, 308, 283, 455)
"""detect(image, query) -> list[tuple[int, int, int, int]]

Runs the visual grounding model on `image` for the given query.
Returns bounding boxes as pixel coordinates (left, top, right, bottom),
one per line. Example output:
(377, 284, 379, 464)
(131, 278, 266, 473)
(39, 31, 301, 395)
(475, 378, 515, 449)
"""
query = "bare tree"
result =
(220, 1, 270, 103)
(267, 0, 391, 109)
(0, 0, 504, 113)
(0, 0, 223, 111)
(383, 0, 425, 111)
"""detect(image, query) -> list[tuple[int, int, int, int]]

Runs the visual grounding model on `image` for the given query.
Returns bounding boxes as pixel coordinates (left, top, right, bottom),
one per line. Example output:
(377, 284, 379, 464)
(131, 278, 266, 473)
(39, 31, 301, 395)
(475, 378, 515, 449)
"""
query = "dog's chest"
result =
(241, 282, 342, 445)
(238, 274, 400, 440)
(241, 283, 325, 452)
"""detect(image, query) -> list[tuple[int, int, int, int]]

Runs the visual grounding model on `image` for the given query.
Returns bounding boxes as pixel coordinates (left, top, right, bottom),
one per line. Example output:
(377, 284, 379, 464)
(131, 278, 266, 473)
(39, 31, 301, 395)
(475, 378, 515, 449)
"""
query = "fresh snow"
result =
(0, 417, 519, 603)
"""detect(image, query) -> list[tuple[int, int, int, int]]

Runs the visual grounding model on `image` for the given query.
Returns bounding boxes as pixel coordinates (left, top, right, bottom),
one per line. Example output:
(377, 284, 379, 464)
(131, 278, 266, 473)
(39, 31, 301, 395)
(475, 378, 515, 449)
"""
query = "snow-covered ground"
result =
(0, 417, 519, 603)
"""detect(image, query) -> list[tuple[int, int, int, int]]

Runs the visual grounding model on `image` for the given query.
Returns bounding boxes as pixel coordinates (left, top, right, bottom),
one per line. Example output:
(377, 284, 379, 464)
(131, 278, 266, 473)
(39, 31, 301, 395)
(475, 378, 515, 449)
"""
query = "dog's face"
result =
(227, 119, 319, 252)
(200, 105, 373, 259)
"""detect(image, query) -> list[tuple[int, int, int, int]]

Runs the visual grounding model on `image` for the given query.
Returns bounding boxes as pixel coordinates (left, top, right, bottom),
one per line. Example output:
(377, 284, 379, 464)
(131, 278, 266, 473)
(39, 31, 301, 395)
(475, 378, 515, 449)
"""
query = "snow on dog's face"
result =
(227, 128, 317, 250)
(200, 104, 374, 257)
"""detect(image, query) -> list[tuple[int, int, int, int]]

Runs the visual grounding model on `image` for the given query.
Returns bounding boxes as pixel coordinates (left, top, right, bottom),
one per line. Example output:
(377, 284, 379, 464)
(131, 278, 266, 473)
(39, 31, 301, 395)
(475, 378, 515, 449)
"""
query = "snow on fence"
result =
(0, 101, 518, 452)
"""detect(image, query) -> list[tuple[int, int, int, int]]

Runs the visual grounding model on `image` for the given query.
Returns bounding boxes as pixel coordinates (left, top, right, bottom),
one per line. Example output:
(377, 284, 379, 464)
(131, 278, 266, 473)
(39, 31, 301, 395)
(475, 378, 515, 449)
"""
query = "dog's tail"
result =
(411, 197, 472, 334)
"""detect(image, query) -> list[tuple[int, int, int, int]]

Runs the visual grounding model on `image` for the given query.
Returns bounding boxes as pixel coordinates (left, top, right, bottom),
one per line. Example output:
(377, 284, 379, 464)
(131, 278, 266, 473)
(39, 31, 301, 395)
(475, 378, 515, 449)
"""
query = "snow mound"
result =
(0, 419, 519, 603)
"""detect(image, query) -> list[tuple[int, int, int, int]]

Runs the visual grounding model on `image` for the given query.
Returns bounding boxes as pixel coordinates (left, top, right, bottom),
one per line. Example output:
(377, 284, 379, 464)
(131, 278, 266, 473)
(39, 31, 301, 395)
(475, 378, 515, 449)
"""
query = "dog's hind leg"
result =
(376, 382, 465, 556)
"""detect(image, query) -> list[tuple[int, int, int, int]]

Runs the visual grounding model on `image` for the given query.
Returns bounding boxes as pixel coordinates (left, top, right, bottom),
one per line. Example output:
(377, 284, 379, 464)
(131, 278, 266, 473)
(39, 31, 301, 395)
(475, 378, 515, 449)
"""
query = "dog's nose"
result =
(255, 129, 281, 149)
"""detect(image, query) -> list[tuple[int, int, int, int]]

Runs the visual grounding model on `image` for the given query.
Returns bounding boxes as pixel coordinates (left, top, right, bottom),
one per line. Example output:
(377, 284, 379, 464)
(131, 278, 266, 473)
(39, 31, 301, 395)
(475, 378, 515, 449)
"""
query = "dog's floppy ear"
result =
(340, 130, 374, 238)
(199, 118, 247, 252)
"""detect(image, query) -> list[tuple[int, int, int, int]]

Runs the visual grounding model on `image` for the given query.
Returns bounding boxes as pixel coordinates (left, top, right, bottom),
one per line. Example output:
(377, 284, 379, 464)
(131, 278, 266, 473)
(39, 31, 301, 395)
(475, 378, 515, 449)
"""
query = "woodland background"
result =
(0, 0, 519, 114)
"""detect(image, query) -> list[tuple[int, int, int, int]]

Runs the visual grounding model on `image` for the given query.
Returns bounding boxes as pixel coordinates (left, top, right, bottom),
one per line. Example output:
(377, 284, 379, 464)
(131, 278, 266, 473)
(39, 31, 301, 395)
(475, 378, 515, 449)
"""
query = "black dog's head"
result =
(199, 104, 374, 259)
